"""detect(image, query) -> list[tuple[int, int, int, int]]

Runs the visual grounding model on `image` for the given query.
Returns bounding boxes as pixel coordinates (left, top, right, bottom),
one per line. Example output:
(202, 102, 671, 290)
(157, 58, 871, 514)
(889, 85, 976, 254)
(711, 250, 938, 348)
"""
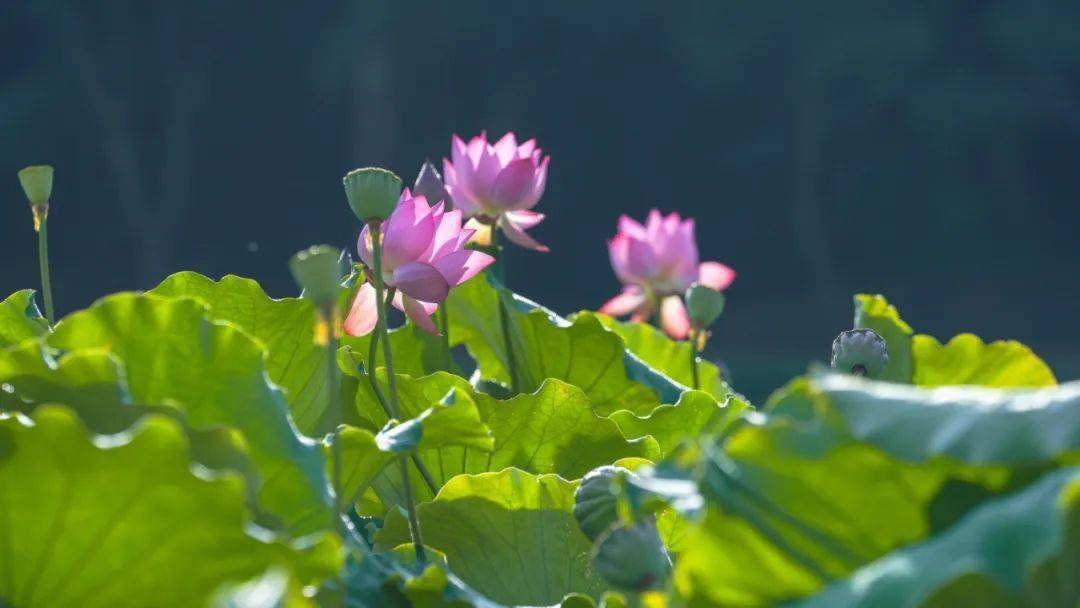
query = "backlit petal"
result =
(392, 261, 450, 303)
(660, 295, 691, 340)
(344, 283, 378, 337)
(698, 261, 736, 291)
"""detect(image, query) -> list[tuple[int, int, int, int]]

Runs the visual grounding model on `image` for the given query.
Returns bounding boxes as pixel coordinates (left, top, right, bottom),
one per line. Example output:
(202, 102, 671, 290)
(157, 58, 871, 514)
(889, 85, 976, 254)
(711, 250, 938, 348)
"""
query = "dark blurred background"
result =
(3, 1, 1079, 401)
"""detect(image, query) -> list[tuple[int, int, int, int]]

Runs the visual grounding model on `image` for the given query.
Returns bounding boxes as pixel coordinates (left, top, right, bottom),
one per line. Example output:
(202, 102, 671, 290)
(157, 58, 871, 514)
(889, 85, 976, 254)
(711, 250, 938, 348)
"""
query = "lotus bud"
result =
(685, 283, 725, 329)
(343, 167, 402, 222)
(412, 159, 451, 209)
(18, 165, 54, 232)
(831, 328, 889, 378)
(290, 245, 346, 306)
(591, 519, 671, 591)
(574, 466, 633, 541)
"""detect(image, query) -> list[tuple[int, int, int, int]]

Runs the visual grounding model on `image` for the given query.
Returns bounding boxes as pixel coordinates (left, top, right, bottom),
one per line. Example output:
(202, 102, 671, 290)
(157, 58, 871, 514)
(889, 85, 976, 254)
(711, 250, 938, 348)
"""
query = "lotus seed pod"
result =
(289, 245, 346, 306)
(574, 466, 631, 541)
(685, 283, 725, 328)
(343, 167, 402, 222)
(831, 328, 889, 378)
(18, 165, 53, 206)
(591, 519, 671, 591)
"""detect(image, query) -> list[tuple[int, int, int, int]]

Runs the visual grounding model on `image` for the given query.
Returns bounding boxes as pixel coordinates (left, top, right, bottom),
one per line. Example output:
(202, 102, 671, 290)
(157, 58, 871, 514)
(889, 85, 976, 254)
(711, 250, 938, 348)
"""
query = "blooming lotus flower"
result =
(443, 131, 550, 252)
(600, 210, 735, 340)
(345, 190, 495, 336)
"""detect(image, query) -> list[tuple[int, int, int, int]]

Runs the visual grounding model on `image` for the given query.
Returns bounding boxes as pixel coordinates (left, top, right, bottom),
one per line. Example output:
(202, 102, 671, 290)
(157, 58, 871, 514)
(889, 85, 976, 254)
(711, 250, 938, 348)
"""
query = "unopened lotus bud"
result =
(412, 159, 451, 208)
(831, 328, 889, 378)
(18, 165, 53, 207)
(343, 167, 402, 222)
(290, 245, 346, 306)
(591, 519, 671, 591)
(574, 466, 632, 541)
(685, 283, 725, 329)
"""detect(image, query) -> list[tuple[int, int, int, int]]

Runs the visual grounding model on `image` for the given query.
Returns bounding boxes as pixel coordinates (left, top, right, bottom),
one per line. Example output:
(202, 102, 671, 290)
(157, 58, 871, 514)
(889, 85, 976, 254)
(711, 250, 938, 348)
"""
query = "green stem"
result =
(365, 328, 439, 496)
(437, 304, 452, 371)
(37, 215, 55, 326)
(370, 223, 426, 563)
(689, 328, 701, 390)
(324, 304, 342, 521)
(490, 227, 521, 393)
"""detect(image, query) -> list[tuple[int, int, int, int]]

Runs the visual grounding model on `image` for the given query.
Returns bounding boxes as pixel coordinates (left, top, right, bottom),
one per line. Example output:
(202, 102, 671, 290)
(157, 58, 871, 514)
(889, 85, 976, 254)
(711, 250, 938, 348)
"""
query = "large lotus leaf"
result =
(0, 289, 49, 347)
(791, 467, 1080, 608)
(853, 294, 913, 383)
(911, 333, 1057, 388)
(593, 314, 733, 400)
(149, 272, 340, 435)
(375, 469, 607, 605)
(778, 373, 1080, 466)
(352, 371, 658, 511)
(445, 274, 681, 414)
(46, 293, 334, 534)
(0, 405, 340, 608)
(660, 374, 1080, 606)
(609, 391, 750, 457)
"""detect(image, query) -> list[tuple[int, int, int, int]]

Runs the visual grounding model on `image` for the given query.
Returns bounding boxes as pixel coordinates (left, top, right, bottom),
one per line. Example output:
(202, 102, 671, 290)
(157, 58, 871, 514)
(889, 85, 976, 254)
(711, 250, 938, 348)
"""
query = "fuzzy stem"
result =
(689, 328, 701, 390)
(322, 303, 342, 523)
(364, 330, 439, 496)
(370, 223, 426, 563)
(37, 213, 55, 326)
(490, 228, 521, 393)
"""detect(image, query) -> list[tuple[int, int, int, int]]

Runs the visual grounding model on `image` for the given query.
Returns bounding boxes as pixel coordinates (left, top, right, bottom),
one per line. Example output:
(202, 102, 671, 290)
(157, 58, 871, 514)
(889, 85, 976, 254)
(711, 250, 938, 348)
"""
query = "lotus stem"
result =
(491, 228, 521, 393)
(364, 327, 439, 495)
(370, 223, 426, 563)
(36, 212, 55, 326)
(689, 328, 701, 390)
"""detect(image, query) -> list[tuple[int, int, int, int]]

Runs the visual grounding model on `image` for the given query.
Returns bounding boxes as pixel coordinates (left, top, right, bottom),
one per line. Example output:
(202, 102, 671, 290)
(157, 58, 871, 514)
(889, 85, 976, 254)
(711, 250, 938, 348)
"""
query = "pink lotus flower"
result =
(443, 131, 550, 252)
(345, 190, 495, 336)
(600, 210, 735, 340)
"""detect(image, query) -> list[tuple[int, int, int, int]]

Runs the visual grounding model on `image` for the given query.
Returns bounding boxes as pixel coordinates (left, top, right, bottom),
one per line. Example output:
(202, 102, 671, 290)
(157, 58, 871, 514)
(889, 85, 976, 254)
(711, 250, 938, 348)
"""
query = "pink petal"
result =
(432, 249, 495, 286)
(402, 296, 440, 335)
(645, 209, 664, 240)
(357, 224, 375, 268)
(491, 159, 538, 209)
(422, 209, 464, 262)
(660, 295, 691, 340)
(344, 283, 378, 337)
(382, 195, 436, 270)
(608, 234, 638, 284)
(443, 158, 481, 217)
(466, 134, 487, 165)
(698, 262, 736, 291)
(617, 214, 646, 239)
(392, 261, 450, 303)
(626, 235, 659, 281)
(493, 132, 519, 165)
(504, 210, 544, 230)
(599, 287, 646, 317)
(472, 147, 503, 204)
(518, 138, 537, 158)
(519, 155, 549, 210)
(500, 215, 549, 252)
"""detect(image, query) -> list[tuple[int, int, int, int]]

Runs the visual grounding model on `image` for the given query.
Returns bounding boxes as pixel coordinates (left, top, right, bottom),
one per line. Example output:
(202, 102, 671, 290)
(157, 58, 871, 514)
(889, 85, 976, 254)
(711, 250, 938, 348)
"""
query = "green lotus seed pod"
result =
(831, 328, 889, 378)
(591, 519, 671, 591)
(574, 466, 629, 541)
(18, 165, 53, 206)
(289, 245, 345, 306)
(685, 283, 725, 328)
(343, 167, 402, 222)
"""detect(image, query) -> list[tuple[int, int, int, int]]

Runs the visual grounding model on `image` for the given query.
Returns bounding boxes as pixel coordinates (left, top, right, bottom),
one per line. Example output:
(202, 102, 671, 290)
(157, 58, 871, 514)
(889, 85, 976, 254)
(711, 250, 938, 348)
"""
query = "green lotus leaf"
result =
(352, 371, 659, 511)
(853, 294, 913, 383)
(0, 289, 49, 347)
(445, 274, 680, 414)
(608, 391, 750, 457)
(46, 293, 334, 534)
(911, 333, 1057, 388)
(791, 467, 1080, 608)
(375, 469, 607, 605)
(0, 405, 340, 608)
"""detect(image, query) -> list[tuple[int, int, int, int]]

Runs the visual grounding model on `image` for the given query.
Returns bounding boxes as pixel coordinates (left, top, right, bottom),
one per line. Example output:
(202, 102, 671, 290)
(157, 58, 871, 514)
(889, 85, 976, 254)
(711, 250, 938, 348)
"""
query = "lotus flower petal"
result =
(381, 193, 435, 271)
(432, 249, 495, 287)
(344, 283, 378, 337)
(392, 261, 450, 303)
(501, 215, 549, 252)
(600, 286, 647, 317)
(660, 295, 691, 340)
(402, 295, 440, 335)
(504, 210, 544, 230)
(698, 261, 736, 291)
(491, 158, 539, 210)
